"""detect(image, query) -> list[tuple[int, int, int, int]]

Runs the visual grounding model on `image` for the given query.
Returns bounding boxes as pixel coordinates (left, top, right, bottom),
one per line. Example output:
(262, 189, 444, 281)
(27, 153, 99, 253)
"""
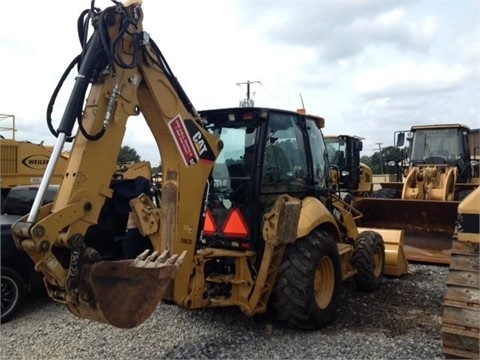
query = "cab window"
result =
(262, 113, 308, 193)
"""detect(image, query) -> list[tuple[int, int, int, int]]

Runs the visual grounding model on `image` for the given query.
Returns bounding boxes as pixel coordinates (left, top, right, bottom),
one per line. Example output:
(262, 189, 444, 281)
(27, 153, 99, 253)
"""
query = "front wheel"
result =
(353, 231, 385, 292)
(1, 267, 26, 323)
(271, 230, 342, 329)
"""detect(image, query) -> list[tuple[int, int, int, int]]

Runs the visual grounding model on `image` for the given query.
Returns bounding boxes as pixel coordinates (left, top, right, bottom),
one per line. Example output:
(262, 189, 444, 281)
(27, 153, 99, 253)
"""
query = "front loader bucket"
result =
(354, 198, 457, 265)
(66, 250, 186, 329)
(358, 227, 409, 277)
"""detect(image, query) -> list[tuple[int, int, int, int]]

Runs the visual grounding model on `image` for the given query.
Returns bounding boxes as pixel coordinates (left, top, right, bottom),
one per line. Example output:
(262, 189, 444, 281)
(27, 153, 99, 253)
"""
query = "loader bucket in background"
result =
(354, 198, 457, 265)
(67, 251, 185, 329)
(358, 227, 409, 277)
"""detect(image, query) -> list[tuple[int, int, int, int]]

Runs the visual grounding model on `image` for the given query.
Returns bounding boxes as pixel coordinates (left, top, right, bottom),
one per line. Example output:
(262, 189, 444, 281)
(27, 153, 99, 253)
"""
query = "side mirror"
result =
(396, 132, 405, 147)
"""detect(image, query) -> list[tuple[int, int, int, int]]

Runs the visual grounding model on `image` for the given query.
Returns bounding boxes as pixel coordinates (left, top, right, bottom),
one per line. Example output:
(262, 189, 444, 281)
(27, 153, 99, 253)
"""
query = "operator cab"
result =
(325, 135, 364, 192)
(199, 107, 330, 251)
(408, 124, 471, 182)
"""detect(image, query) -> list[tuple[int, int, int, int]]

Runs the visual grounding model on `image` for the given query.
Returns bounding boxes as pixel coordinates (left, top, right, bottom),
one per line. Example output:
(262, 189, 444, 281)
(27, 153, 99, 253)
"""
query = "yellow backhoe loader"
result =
(355, 124, 479, 264)
(11, 0, 407, 330)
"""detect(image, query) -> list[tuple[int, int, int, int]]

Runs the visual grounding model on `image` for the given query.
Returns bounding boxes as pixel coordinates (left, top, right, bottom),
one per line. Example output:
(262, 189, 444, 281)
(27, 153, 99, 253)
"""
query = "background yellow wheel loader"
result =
(355, 124, 479, 264)
(11, 0, 407, 330)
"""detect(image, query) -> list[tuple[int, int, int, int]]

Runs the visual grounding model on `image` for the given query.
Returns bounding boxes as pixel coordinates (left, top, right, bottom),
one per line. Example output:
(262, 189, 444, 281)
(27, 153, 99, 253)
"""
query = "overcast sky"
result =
(1, 0, 479, 166)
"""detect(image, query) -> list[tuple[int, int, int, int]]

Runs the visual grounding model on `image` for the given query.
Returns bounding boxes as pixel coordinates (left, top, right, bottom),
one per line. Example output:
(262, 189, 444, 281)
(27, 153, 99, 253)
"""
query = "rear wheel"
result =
(1, 267, 25, 323)
(353, 231, 385, 292)
(271, 230, 342, 329)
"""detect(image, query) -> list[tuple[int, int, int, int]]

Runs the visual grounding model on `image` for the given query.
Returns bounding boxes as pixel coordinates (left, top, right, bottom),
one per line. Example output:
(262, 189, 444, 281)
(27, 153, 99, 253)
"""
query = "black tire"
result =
(353, 231, 385, 292)
(1, 267, 26, 323)
(371, 187, 400, 199)
(271, 230, 342, 329)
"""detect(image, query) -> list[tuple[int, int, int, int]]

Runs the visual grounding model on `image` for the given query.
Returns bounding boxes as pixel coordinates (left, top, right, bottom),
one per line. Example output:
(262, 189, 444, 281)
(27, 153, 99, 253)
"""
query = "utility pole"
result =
(237, 80, 261, 107)
(375, 142, 384, 174)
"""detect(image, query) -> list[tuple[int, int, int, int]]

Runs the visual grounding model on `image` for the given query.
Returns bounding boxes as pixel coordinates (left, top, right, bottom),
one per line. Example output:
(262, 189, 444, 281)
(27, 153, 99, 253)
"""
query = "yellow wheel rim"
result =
(373, 245, 383, 277)
(314, 255, 335, 309)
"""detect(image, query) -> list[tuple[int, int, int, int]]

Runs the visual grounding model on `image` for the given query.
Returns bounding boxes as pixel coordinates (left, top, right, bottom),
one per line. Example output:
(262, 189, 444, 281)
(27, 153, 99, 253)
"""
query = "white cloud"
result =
(0, 0, 478, 164)
(354, 62, 469, 97)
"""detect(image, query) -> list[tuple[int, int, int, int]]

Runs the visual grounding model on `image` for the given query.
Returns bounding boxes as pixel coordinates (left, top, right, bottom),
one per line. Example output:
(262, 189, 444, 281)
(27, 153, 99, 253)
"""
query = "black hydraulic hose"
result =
(47, 3, 139, 143)
(112, 28, 138, 69)
(46, 54, 82, 140)
(147, 38, 198, 118)
(77, 9, 91, 50)
(49, 2, 185, 143)
(111, 3, 141, 69)
(56, 31, 103, 137)
(97, 9, 116, 76)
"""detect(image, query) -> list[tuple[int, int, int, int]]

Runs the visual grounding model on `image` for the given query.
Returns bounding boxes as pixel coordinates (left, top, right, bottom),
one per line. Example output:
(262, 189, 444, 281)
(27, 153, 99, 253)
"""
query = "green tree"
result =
(361, 146, 407, 176)
(382, 145, 409, 180)
(117, 145, 141, 164)
(361, 154, 375, 172)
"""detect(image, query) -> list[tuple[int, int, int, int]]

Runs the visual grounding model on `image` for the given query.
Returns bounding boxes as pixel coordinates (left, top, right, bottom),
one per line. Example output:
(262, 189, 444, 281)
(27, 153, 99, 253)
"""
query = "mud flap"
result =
(68, 250, 186, 329)
(358, 227, 408, 277)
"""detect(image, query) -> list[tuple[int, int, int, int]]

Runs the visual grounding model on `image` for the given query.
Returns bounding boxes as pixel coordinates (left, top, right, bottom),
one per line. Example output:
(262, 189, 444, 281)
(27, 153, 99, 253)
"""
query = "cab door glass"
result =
(262, 114, 308, 192)
(306, 118, 328, 188)
(210, 126, 255, 210)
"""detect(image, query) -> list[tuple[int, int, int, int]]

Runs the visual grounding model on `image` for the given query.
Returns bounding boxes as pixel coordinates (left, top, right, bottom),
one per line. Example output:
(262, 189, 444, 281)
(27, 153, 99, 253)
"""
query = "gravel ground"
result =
(1, 264, 448, 360)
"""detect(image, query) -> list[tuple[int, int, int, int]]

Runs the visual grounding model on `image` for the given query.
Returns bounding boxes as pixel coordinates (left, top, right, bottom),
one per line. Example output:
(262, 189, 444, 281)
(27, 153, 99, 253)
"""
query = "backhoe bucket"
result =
(354, 198, 457, 265)
(358, 227, 409, 277)
(67, 250, 186, 329)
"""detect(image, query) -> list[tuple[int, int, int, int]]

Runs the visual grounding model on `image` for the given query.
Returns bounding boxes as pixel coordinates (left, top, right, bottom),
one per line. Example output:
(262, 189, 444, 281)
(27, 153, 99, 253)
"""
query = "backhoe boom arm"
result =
(11, 1, 221, 328)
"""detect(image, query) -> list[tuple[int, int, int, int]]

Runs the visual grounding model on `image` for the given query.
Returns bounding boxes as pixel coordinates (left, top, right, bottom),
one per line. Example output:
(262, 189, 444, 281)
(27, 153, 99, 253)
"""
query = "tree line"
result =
(118, 145, 162, 174)
(360, 145, 409, 175)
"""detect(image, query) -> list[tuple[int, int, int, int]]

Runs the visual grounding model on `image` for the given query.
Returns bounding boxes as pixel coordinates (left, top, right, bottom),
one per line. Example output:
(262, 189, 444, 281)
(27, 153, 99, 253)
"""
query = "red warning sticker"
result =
(168, 114, 199, 167)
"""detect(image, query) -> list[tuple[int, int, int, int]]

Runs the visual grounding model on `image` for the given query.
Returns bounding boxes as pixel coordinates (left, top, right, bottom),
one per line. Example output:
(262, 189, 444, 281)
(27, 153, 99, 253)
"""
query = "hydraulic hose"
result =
(56, 31, 103, 138)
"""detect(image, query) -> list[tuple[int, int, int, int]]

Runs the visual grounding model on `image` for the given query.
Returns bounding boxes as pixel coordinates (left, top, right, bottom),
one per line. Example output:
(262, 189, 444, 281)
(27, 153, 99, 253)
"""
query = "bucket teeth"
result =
(133, 249, 187, 269)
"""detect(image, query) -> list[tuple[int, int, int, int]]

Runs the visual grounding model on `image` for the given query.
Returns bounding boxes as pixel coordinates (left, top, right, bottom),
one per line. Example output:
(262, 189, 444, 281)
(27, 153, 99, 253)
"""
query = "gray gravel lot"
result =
(1, 264, 448, 360)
